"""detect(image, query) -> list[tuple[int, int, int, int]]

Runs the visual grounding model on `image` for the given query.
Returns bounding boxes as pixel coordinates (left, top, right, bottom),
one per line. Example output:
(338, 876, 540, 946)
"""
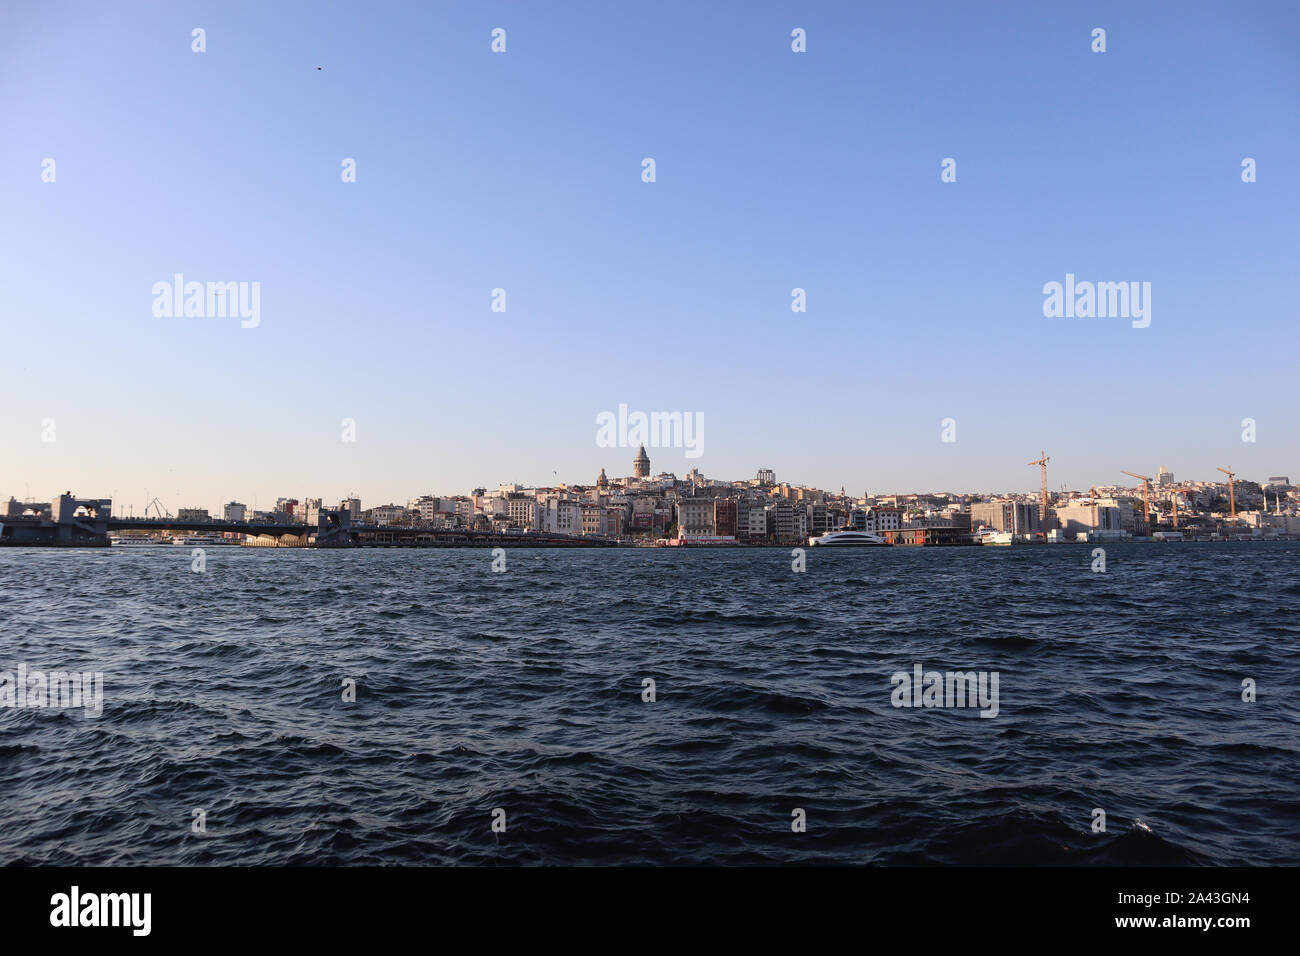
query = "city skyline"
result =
(11, 441, 1288, 549)
(13, 445, 1288, 521)
(8, 425, 1294, 516)
(3, 2, 1297, 510)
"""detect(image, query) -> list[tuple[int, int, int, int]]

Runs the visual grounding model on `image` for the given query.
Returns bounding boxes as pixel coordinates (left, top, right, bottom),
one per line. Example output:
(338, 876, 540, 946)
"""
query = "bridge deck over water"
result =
(1, 496, 616, 548)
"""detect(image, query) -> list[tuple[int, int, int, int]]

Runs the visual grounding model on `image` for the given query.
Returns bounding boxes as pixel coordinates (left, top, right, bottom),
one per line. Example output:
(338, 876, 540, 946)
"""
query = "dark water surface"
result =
(1, 543, 1297, 865)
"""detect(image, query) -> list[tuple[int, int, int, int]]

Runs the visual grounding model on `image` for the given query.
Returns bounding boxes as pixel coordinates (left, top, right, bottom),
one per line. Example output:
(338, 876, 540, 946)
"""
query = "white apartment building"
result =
(537, 497, 579, 534)
(407, 495, 440, 521)
(507, 497, 539, 530)
(867, 507, 902, 533)
(372, 504, 407, 526)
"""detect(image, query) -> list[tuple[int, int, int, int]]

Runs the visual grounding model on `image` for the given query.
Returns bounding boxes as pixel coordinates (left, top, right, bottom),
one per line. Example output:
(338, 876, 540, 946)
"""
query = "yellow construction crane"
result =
(1217, 466, 1236, 520)
(1028, 451, 1050, 537)
(1121, 471, 1153, 534)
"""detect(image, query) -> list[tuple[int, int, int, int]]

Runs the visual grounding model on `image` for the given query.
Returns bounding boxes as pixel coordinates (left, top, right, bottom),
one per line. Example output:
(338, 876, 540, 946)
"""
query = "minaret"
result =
(633, 444, 650, 479)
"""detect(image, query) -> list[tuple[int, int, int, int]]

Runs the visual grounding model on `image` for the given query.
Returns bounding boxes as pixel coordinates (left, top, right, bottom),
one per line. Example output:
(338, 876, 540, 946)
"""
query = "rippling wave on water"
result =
(1, 543, 1297, 865)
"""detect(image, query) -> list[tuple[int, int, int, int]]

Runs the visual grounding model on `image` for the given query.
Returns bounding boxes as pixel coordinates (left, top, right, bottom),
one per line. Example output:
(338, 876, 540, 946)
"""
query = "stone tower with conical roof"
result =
(633, 444, 650, 478)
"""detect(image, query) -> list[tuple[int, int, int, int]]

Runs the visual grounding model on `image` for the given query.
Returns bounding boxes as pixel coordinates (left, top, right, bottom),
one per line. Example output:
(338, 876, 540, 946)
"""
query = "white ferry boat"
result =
(175, 534, 242, 546)
(976, 529, 1015, 546)
(654, 535, 740, 547)
(109, 534, 164, 546)
(808, 530, 889, 547)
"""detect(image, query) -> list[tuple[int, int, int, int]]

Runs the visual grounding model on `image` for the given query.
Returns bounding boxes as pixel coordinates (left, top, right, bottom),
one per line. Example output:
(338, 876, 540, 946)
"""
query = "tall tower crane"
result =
(1217, 467, 1236, 521)
(1028, 451, 1051, 538)
(1121, 471, 1153, 534)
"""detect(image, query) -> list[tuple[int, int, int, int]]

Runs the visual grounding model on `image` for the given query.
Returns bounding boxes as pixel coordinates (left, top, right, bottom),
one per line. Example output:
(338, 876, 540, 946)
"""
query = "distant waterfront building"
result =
(675, 499, 715, 537)
(507, 496, 539, 530)
(1055, 500, 1125, 538)
(1157, 466, 1174, 487)
(810, 502, 831, 534)
(222, 501, 247, 522)
(371, 504, 407, 526)
(868, 506, 903, 533)
(1268, 476, 1290, 487)
(177, 508, 209, 523)
(409, 495, 453, 522)
(1091, 496, 1143, 534)
(734, 500, 753, 541)
(742, 504, 768, 541)
(970, 501, 1041, 535)
(630, 497, 656, 531)
(604, 503, 628, 537)
(580, 503, 607, 535)
(482, 496, 509, 521)
(541, 497, 580, 534)
(905, 512, 972, 533)
(450, 497, 473, 525)
(766, 501, 796, 541)
(341, 498, 362, 520)
(714, 498, 737, 537)
(633, 445, 651, 479)
(757, 468, 775, 485)
(653, 504, 673, 532)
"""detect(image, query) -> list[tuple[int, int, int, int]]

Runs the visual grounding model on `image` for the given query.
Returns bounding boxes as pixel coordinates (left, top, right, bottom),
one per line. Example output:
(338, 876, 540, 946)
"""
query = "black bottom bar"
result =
(0, 866, 1280, 942)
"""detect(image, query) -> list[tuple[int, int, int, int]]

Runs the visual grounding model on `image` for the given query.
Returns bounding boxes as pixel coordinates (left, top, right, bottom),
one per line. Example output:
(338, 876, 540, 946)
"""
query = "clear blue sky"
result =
(2, 1, 1297, 513)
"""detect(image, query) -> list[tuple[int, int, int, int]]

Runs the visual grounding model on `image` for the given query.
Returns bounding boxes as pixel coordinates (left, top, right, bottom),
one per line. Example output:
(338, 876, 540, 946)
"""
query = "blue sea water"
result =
(1, 542, 1297, 865)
